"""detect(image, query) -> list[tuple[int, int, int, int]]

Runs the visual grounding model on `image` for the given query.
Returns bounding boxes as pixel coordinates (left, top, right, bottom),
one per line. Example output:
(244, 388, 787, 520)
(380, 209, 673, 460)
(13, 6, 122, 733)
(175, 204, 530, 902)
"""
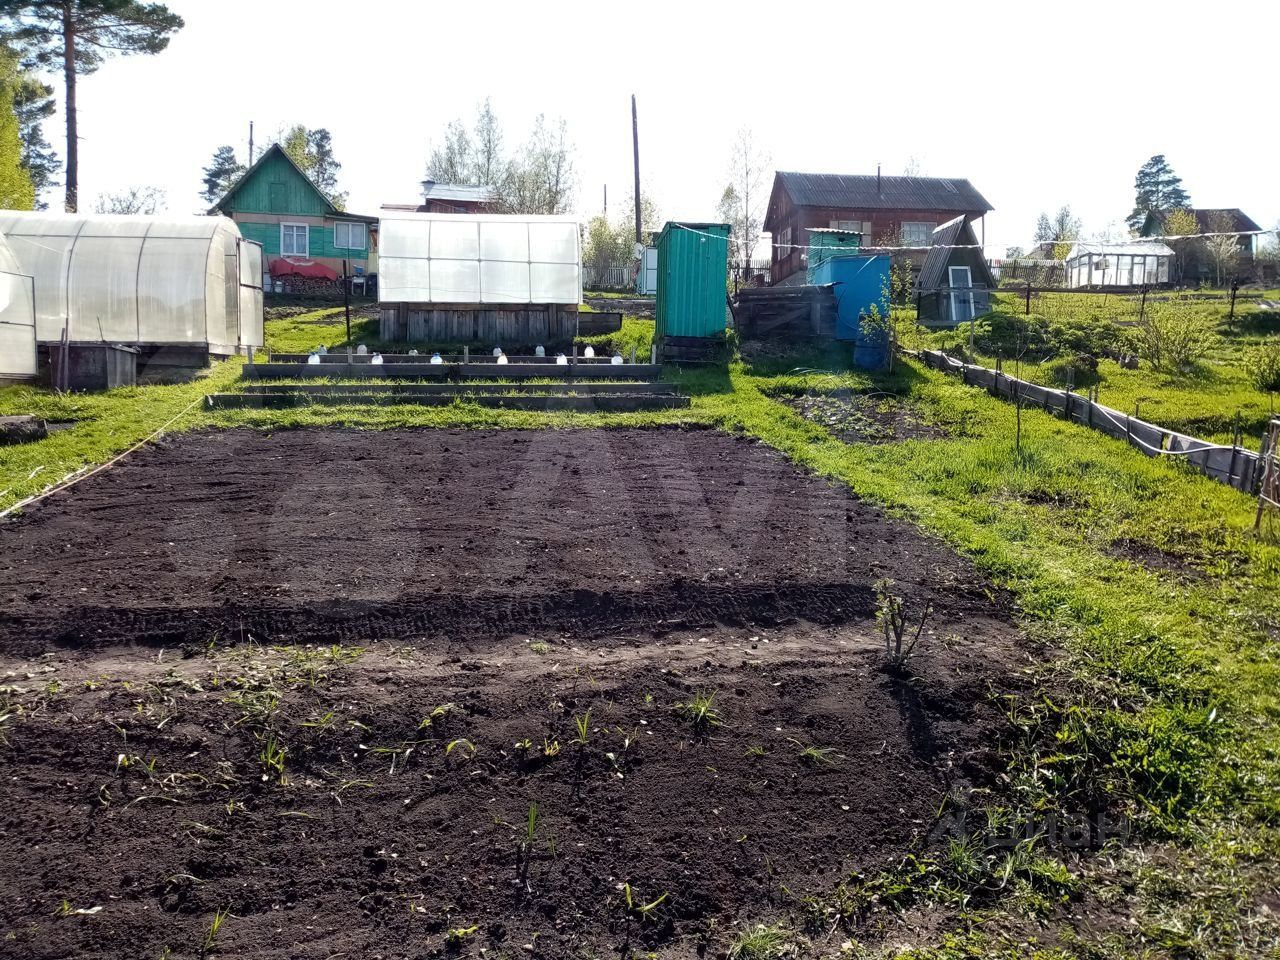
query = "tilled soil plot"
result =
(0, 428, 1026, 959)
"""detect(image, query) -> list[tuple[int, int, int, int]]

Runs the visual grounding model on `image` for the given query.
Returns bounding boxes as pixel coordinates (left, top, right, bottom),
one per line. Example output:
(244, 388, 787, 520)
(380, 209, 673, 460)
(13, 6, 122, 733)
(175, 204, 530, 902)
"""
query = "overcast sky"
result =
(37, 0, 1280, 256)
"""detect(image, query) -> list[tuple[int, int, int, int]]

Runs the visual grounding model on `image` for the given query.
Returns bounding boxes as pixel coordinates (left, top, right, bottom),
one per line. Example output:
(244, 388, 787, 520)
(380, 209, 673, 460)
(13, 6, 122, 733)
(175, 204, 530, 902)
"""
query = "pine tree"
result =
(201, 145, 243, 205)
(1, 2, 183, 213)
(6, 56, 57, 207)
(0, 48, 35, 210)
(1127, 154, 1190, 232)
(279, 124, 344, 209)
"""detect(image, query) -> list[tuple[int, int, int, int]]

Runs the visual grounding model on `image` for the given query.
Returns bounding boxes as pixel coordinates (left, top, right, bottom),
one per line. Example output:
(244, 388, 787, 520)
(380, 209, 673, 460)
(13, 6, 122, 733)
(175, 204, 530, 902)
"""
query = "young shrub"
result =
(1133, 296, 1217, 373)
(1244, 340, 1280, 394)
(874, 578, 932, 668)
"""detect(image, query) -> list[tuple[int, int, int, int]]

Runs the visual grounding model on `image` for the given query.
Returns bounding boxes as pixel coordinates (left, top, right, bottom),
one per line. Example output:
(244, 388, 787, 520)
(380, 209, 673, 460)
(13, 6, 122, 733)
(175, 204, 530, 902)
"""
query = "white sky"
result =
(37, 0, 1280, 256)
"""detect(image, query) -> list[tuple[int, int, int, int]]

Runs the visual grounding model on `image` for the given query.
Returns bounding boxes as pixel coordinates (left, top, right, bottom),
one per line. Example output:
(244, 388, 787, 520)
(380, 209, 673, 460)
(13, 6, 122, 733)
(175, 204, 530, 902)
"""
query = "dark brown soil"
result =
(0, 428, 1024, 959)
(782, 393, 947, 445)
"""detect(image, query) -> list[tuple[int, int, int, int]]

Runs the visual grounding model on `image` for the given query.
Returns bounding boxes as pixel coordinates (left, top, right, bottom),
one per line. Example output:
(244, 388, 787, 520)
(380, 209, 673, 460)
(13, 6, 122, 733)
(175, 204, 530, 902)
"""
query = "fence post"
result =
(1025, 283, 1032, 316)
(1229, 279, 1239, 329)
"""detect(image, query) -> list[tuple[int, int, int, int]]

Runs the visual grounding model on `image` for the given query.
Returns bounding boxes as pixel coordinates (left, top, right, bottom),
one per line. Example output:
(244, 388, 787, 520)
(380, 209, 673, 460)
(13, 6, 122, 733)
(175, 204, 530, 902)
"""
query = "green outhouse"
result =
(655, 222, 730, 357)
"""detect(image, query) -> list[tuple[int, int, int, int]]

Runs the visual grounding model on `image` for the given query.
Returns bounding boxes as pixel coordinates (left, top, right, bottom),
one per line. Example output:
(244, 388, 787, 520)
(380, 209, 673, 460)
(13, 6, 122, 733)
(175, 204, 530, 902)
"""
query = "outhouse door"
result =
(948, 266, 973, 324)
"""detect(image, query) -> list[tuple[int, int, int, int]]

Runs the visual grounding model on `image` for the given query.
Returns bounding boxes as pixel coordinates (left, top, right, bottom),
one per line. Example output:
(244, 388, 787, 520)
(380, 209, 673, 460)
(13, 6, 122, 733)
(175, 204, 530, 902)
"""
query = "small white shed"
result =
(1065, 241, 1173, 289)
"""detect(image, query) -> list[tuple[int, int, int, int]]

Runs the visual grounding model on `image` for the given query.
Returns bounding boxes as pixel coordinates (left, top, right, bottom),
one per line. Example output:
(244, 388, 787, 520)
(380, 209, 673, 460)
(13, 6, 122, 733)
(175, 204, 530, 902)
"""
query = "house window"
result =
(280, 223, 309, 257)
(829, 219, 872, 235)
(901, 222, 936, 246)
(776, 227, 792, 261)
(334, 221, 366, 250)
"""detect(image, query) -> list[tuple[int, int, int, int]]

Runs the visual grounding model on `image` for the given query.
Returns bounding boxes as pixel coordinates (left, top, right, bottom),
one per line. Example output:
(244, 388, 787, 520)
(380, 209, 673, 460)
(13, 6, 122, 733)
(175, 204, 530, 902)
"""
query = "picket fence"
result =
(916, 349, 1264, 493)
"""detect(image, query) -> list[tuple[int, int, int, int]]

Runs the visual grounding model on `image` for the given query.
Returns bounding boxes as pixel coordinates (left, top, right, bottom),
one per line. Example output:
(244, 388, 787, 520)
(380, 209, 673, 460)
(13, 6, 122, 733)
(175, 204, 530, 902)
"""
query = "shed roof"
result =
(773, 171, 993, 213)
(420, 181, 496, 203)
(1142, 207, 1263, 236)
(916, 216, 996, 292)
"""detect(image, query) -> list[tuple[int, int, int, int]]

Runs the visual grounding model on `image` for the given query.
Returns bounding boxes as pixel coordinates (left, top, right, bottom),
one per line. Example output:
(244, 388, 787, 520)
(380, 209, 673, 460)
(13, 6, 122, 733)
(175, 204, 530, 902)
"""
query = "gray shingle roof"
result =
(776, 172, 992, 212)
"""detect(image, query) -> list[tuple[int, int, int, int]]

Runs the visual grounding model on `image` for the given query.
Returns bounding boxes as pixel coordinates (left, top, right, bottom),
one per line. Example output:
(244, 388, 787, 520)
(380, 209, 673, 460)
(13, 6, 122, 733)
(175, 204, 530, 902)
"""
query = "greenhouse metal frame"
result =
(0, 212, 264, 355)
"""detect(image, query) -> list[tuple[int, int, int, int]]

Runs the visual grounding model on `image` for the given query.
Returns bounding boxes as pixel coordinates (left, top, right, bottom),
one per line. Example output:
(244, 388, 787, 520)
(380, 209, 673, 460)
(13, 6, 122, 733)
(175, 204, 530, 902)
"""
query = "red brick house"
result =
(764, 171, 993, 285)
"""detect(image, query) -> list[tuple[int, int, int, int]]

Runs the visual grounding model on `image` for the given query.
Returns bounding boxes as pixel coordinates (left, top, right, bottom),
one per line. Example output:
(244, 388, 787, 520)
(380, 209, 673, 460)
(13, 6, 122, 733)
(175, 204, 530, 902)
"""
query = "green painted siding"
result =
(655, 222, 730, 340)
(806, 230, 862, 282)
(224, 150, 329, 216)
(237, 220, 368, 263)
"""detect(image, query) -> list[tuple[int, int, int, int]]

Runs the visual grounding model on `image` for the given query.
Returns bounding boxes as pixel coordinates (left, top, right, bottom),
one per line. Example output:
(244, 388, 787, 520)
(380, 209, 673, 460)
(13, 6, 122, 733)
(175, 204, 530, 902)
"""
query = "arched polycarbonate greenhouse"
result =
(0, 213, 264, 357)
(0, 227, 37, 381)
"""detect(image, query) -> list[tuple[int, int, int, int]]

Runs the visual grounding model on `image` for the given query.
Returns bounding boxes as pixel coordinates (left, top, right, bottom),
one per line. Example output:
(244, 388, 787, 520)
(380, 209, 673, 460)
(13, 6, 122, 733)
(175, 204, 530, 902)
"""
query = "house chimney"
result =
(877, 163, 881, 194)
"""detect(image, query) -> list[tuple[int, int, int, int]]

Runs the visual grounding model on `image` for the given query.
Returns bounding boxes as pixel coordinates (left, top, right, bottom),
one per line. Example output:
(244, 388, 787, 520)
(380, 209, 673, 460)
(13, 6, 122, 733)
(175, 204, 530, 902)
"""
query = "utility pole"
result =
(603, 184, 607, 218)
(249, 121, 255, 165)
(631, 95, 642, 245)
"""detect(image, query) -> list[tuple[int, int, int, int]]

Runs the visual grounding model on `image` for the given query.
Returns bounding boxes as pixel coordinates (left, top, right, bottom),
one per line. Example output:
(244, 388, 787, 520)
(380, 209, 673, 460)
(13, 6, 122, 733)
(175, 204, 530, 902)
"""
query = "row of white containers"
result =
(0, 212, 264, 380)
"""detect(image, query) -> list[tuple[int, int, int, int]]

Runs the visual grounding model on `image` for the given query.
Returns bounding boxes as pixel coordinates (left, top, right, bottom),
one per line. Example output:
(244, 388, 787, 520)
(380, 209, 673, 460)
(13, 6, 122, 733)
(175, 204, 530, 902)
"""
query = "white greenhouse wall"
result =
(0, 213, 263, 352)
(379, 213, 581, 305)
(0, 228, 36, 380)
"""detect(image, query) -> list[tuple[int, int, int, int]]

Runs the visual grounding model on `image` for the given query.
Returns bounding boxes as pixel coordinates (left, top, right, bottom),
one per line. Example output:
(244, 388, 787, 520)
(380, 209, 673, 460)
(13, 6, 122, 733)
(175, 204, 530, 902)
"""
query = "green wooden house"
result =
(211, 143, 377, 288)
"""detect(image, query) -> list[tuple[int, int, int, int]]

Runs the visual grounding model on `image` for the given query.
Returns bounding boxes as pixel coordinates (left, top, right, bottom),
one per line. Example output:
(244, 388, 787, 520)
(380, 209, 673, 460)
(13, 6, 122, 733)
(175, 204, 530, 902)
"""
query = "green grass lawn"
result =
(1, 329, 1278, 955)
(903, 290, 1280, 445)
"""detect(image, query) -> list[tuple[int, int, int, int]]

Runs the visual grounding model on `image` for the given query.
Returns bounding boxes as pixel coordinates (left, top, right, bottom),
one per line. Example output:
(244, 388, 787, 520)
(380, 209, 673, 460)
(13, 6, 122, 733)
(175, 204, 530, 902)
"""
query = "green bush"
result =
(1134, 297, 1218, 373)
(1244, 341, 1280, 393)
(1042, 353, 1100, 388)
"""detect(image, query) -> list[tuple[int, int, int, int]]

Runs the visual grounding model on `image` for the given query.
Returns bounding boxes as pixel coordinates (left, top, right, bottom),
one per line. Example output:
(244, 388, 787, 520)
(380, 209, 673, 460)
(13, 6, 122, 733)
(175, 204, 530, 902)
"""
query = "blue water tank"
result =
(811, 255, 891, 370)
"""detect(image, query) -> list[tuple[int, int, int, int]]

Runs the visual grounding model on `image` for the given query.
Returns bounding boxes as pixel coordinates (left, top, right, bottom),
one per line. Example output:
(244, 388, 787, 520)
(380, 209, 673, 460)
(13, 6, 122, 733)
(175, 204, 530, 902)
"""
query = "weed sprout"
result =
(677, 690, 723, 734)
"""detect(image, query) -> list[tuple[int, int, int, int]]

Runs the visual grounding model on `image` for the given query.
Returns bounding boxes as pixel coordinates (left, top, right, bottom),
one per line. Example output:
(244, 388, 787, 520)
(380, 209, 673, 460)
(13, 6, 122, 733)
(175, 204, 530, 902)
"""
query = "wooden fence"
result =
(916, 349, 1263, 493)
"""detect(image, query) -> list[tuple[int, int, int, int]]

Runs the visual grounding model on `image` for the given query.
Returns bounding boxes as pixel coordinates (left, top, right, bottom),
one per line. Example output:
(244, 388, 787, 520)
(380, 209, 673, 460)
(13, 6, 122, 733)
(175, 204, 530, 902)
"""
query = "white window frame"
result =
(334, 220, 366, 251)
(948, 265, 973, 323)
(280, 222, 309, 257)
(776, 227, 792, 261)
(902, 222, 936, 247)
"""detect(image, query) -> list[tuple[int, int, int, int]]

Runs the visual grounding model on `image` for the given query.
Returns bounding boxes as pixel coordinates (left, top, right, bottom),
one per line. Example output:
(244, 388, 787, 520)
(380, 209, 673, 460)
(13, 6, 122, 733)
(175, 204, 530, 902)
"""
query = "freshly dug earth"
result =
(783, 392, 947, 445)
(0, 428, 1024, 959)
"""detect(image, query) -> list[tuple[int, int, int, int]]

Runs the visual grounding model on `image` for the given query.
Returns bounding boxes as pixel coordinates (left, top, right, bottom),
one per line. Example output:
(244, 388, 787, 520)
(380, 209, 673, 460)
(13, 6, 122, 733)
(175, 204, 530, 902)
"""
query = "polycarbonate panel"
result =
(528, 221, 578, 264)
(531, 263, 580, 303)
(480, 221, 529, 262)
(78, 219, 152, 238)
(239, 241, 262, 288)
(205, 228, 238, 349)
(480, 260, 531, 303)
(8, 234, 74, 340)
(138, 238, 208, 342)
(430, 260, 481, 301)
(431, 220, 479, 261)
(0, 270, 36, 378)
(68, 236, 142, 341)
(380, 218, 430, 259)
(239, 285, 263, 349)
(379, 257, 431, 302)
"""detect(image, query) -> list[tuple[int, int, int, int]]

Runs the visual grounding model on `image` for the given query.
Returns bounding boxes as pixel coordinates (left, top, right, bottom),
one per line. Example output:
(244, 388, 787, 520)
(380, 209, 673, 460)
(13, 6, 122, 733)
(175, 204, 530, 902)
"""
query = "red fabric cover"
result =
(269, 257, 339, 280)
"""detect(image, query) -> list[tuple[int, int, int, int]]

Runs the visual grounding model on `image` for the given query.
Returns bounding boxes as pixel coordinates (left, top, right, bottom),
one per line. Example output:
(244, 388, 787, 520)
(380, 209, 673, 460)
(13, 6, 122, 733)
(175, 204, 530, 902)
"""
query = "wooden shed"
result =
(914, 217, 996, 327)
